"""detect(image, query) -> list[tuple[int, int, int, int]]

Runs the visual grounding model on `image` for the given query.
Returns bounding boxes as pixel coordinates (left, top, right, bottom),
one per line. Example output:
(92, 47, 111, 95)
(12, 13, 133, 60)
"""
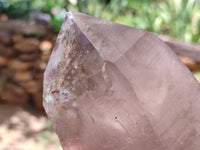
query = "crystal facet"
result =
(43, 12, 200, 150)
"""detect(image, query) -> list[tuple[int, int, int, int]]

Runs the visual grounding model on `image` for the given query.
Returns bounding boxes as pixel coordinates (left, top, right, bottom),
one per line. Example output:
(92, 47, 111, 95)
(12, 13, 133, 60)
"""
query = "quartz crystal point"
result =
(43, 11, 200, 150)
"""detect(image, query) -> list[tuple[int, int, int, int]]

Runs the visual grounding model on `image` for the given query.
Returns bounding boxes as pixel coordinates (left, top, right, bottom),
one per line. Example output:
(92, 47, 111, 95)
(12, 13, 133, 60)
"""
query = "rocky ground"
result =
(0, 104, 62, 150)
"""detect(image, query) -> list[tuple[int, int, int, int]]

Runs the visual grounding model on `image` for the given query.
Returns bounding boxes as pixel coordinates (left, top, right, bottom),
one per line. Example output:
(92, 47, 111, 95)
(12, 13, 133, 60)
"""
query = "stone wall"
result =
(0, 19, 55, 109)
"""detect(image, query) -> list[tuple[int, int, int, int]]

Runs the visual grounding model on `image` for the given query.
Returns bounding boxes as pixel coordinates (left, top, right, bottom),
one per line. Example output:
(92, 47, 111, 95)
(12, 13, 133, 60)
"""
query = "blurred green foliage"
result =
(39, 121, 62, 149)
(1, 0, 200, 43)
(0, 75, 6, 93)
(194, 71, 200, 79)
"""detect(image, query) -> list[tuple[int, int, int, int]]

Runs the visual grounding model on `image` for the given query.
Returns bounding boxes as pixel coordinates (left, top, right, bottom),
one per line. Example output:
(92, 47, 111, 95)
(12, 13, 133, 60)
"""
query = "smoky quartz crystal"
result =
(43, 11, 200, 150)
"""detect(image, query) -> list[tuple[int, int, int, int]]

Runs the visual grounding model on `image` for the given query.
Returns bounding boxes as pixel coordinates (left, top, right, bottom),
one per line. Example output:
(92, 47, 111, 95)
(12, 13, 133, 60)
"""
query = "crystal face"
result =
(43, 11, 200, 150)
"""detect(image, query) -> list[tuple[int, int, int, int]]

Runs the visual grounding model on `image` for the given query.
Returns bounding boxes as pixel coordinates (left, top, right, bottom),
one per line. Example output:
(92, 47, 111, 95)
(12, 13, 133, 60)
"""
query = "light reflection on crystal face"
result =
(59, 88, 72, 102)
(59, 88, 72, 96)
(45, 94, 55, 104)
(67, 11, 74, 19)
(43, 94, 57, 116)
(45, 88, 73, 104)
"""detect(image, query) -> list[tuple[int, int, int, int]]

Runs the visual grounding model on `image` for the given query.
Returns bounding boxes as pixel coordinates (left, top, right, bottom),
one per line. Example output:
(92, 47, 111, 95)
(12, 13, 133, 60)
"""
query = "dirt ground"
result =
(0, 104, 62, 150)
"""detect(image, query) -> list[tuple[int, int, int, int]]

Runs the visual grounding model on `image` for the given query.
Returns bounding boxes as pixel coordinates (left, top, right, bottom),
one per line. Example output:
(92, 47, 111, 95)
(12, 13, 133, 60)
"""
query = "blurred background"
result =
(0, 0, 200, 149)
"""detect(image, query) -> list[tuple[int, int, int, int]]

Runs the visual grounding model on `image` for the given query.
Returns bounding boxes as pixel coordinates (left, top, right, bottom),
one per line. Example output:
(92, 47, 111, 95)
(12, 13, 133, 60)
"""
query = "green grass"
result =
(2, 0, 200, 43)
(194, 71, 200, 82)
(38, 121, 62, 149)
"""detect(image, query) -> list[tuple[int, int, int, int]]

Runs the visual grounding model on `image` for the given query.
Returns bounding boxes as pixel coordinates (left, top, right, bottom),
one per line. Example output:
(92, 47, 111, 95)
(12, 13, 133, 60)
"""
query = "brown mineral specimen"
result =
(12, 34, 24, 43)
(39, 40, 52, 53)
(14, 38, 40, 52)
(0, 30, 11, 44)
(0, 56, 8, 66)
(43, 12, 200, 150)
(8, 59, 33, 71)
(14, 71, 33, 82)
(1, 83, 28, 105)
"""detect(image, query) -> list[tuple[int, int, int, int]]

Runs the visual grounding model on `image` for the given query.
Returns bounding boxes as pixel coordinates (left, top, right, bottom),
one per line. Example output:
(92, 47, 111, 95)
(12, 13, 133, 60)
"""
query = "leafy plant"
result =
(194, 71, 200, 82)
(0, 0, 32, 18)
(120, 0, 200, 44)
(0, 75, 7, 93)
(39, 121, 61, 149)
(1, 0, 200, 43)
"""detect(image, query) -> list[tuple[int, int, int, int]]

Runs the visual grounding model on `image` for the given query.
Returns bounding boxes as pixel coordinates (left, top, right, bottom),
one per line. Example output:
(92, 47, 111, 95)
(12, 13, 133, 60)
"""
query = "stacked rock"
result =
(0, 23, 55, 109)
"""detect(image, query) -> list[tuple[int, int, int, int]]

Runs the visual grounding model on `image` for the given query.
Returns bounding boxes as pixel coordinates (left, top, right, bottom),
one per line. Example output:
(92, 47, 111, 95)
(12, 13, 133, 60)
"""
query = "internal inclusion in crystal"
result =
(45, 13, 119, 107)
